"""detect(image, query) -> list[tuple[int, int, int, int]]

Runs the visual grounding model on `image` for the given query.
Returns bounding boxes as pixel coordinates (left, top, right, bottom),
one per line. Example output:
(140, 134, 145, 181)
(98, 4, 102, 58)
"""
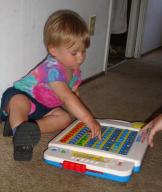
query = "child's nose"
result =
(77, 52, 85, 60)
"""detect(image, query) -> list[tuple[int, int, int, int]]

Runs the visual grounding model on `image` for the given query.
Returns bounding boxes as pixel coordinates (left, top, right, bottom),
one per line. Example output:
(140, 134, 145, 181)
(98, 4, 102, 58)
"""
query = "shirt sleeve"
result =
(48, 65, 66, 83)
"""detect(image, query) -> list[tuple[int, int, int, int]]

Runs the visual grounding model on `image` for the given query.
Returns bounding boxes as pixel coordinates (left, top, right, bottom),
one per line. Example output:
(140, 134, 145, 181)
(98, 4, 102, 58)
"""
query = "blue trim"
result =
(44, 159, 62, 168)
(85, 171, 131, 183)
(44, 159, 131, 183)
(133, 166, 141, 173)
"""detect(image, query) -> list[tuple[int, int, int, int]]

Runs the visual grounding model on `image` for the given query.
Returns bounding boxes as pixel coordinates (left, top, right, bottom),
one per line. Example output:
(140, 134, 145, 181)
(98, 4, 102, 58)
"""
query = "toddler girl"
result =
(0, 10, 101, 161)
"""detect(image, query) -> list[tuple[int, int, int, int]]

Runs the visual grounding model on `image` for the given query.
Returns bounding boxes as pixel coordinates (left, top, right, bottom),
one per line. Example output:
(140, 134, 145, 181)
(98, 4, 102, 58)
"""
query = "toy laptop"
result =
(44, 119, 148, 182)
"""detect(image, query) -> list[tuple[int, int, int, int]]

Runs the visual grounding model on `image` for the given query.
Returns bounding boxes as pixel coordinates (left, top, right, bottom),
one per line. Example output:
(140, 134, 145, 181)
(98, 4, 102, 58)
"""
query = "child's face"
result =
(49, 43, 86, 70)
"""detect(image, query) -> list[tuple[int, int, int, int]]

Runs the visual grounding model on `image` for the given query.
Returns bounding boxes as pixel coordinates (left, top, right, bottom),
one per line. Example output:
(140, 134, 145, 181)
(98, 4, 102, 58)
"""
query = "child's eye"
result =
(71, 52, 77, 56)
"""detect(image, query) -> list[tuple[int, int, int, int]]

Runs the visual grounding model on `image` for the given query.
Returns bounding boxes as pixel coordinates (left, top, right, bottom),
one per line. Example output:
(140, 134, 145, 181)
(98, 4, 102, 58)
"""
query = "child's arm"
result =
(49, 81, 101, 139)
(72, 87, 79, 96)
(143, 114, 162, 147)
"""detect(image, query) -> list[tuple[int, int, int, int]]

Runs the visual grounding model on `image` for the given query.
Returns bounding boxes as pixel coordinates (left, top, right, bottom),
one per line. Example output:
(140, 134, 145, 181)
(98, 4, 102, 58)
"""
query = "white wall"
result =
(0, 0, 110, 97)
(141, 0, 162, 54)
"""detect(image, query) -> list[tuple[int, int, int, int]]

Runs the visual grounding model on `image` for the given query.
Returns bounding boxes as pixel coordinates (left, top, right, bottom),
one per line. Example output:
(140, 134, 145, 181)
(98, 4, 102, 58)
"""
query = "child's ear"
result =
(48, 45, 57, 57)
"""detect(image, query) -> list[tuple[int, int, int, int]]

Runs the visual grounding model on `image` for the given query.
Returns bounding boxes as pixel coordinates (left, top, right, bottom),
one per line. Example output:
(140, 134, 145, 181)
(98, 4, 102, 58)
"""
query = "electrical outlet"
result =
(89, 16, 96, 36)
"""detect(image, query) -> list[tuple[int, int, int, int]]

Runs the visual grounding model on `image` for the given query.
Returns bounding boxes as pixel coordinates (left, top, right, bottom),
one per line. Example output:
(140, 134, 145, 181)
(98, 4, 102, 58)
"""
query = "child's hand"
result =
(87, 119, 102, 140)
(143, 114, 162, 147)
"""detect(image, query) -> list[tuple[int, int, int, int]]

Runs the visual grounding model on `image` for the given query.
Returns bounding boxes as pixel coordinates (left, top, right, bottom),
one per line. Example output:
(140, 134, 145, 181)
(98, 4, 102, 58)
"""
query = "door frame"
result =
(103, 0, 113, 71)
(103, 0, 148, 71)
(125, 0, 148, 58)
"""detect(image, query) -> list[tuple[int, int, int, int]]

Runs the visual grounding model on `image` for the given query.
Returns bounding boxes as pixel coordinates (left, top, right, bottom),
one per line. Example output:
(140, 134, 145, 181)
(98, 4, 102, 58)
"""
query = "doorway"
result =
(108, 0, 132, 68)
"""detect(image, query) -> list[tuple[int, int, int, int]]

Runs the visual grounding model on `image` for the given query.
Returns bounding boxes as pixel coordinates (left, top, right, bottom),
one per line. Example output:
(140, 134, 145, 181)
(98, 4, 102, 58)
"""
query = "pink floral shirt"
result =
(14, 55, 82, 108)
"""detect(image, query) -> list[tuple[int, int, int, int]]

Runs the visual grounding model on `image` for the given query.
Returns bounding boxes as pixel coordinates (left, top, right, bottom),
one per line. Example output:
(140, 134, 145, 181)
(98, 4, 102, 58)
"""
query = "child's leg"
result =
(6, 94, 40, 161)
(7, 94, 31, 129)
(13, 121, 40, 161)
(36, 107, 73, 133)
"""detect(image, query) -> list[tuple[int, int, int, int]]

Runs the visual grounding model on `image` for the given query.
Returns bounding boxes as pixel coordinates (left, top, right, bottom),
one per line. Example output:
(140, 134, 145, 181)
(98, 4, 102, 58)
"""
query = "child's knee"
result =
(46, 108, 73, 126)
(8, 94, 30, 109)
(58, 109, 73, 124)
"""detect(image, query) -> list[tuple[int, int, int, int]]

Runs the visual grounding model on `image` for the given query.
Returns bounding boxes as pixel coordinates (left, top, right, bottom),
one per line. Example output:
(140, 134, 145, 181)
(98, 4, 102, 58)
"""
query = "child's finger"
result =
(94, 129, 101, 140)
(97, 128, 101, 139)
(87, 130, 93, 138)
(148, 128, 159, 147)
(142, 121, 153, 130)
(87, 127, 101, 140)
(90, 129, 95, 139)
(148, 133, 154, 147)
(98, 131, 102, 140)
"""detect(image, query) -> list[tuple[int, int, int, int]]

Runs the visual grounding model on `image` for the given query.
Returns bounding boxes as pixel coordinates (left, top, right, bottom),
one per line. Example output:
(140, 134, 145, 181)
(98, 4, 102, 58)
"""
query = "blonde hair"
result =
(44, 10, 90, 51)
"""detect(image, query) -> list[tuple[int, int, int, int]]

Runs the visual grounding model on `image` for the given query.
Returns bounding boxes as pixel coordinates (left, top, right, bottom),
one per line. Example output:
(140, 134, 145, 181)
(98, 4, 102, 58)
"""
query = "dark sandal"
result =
(13, 121, 41, 161)
(3, 118, 13, 137)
